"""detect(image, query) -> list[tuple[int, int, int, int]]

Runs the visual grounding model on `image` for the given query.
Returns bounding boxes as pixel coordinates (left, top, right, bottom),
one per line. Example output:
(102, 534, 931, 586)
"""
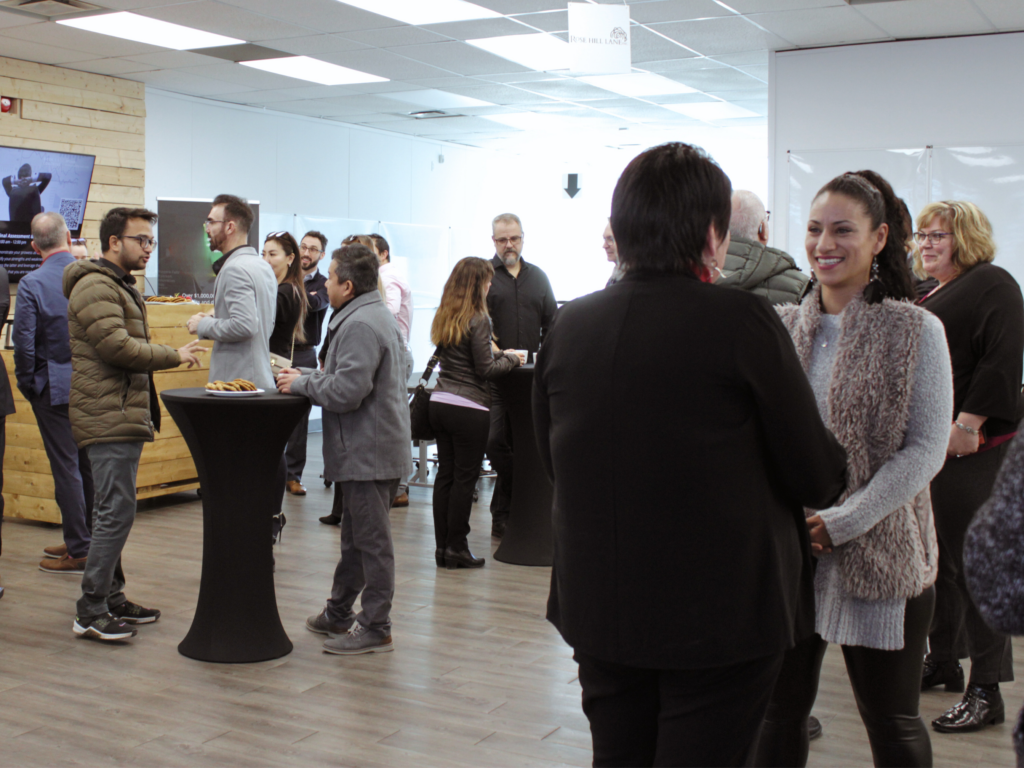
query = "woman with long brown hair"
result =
(429, 257, 520, 569)
(262, 231, 307, 361)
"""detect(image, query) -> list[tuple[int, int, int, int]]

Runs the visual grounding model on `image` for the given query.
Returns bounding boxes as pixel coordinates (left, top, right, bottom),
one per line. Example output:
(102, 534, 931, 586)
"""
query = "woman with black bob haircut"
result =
(756, 171, 953, 767)
(532, 142, 848, 766)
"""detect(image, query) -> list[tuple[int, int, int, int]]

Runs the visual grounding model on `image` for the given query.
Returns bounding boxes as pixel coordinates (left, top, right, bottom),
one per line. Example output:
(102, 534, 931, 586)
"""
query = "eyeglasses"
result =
(913, 231, 953, 244)
(603, 236, 615, 245)
(493, 236, 523, 246)
(120, 234, 156, 250)
(204, 218, 225, 229)
(765, 210, 771, 222)
(299, 245, 322, 255)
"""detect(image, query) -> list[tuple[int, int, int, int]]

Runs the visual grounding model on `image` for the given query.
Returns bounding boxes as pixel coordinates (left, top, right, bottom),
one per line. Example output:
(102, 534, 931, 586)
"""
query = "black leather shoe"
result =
(922, 658, 965, 692)
(319, 513, 340, 525)
(932, 684, 1005, 733)
(444, 547, 485, 570)
(808, 715, 823, 741)
(434, 548, 444, 567)
(491, 520, 506, 539)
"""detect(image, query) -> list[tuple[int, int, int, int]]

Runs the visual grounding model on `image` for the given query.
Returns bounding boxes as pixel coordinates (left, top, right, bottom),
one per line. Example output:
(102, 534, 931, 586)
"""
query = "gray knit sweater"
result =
(809, 311, 952, 649)
(964, 425, 1024, 764)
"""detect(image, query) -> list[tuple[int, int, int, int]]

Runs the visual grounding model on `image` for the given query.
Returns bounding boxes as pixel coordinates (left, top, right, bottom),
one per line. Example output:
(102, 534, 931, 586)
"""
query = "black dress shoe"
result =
(922, 658, 965, 692)
(491, 520, 506, 539)
(319, 513, 341, 525)
(444, 547, 485, 570)
(434, 548, 444, 567)
(932, 684, 1005, 733)
(808, 715, 823, 741)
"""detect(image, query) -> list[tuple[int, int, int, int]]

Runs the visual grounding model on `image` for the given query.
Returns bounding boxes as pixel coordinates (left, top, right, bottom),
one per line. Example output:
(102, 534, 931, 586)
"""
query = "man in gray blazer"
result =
(277, 244, 412, 656)
(187, 194, 276, 390)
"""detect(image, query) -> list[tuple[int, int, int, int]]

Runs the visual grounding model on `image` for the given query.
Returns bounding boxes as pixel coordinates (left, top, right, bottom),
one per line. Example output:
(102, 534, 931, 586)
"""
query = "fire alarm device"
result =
(0, 98, 11, 113)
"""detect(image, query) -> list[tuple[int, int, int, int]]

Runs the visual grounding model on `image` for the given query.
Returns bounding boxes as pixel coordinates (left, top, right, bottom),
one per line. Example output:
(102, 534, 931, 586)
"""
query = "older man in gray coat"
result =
(278, 244, 412, 655)
(187, 194, 276, 390)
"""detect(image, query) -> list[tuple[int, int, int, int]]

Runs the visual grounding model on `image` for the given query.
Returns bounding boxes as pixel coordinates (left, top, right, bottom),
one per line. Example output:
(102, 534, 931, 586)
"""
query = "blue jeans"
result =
(76, 442, 143, 618)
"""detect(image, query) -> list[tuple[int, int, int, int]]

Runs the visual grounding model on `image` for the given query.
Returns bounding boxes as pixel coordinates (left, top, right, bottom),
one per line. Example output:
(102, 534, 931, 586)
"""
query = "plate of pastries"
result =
(146, 295, 196, 303)
(204, 379, 264, 397)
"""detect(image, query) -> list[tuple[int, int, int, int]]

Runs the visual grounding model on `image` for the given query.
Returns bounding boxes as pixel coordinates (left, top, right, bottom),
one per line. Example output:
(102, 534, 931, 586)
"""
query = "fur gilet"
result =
(778, 286, 939, 601)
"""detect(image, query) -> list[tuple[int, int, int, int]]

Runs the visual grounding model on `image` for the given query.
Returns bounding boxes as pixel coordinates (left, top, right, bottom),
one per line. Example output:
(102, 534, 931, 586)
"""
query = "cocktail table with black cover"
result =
(494, 364, 555, 566)
(161, 387, 308, 663)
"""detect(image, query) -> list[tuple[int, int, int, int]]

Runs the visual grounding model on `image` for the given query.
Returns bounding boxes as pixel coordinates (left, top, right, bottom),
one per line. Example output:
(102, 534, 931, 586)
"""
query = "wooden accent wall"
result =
(0, 55, 145, 256)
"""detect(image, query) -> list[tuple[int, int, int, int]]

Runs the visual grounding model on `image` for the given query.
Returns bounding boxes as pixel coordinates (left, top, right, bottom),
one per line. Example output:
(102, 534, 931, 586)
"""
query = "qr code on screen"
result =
(59, 198, 85, 230)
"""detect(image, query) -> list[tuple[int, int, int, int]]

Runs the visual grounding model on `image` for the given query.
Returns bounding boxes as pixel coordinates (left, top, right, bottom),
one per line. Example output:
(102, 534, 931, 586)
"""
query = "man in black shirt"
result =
(486, 213, 557, 537)
(3, 164, 52, 222)
(285, 230, 330, 495)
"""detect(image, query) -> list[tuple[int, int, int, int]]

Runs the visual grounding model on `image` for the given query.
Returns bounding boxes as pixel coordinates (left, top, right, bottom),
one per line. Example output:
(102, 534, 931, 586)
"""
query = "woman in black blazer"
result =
(532, 143, 848, 767)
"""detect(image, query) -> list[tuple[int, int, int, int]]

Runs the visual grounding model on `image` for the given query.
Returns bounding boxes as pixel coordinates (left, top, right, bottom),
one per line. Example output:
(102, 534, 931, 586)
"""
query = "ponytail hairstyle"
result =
(813, 170, 916, 305)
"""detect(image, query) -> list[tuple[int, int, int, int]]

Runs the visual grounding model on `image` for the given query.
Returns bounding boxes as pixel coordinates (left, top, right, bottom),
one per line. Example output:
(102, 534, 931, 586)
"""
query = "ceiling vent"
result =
(0, 0, 105, 17)
(409, 110, 455, 120)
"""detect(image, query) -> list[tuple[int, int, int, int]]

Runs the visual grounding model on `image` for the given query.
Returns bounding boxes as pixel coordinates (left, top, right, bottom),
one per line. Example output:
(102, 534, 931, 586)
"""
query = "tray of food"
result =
(204, 379, 263, 397)
(146, 295, 197, 304)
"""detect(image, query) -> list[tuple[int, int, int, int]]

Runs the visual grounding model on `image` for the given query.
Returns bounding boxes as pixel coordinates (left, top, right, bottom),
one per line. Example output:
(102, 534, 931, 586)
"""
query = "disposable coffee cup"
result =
(515, 349, 528, 364)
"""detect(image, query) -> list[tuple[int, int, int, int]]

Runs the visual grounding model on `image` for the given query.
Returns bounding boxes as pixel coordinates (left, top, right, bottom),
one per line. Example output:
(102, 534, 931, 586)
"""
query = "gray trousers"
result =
(30, 387, 94, 559)
(326, 478, 399, 633)
(77, 442, 143, 618)
(285, 349, 318, 482)
(398, 347, 413, 496)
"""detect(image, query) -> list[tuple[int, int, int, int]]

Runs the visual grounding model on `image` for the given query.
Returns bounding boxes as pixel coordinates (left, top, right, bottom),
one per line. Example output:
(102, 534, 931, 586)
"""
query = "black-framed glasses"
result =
(493, 236, 523, 246)
(914, 231, 952, 244)
(299, 245, 322, 255)
(120, 234, 156, 250)
(204, 218, 225, 229)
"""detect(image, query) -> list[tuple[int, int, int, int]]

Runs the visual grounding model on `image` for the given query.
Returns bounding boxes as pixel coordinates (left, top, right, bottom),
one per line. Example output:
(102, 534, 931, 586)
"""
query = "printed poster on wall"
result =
(156, 198, 260, 302)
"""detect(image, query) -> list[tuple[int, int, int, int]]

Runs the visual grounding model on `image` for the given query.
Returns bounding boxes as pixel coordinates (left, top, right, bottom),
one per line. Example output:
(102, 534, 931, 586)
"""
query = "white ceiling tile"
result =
(400, 76, 475, 87)
(472, 70, 568, 83)
(664, 67, 763, 92)
(508, 11, 567, 33)
(344, 80, 428, 94)
(318, 48, 456, 79)
(469, 0, 567, 12)
(419, 16, 536, 40)
(708, 50, 768, 67)
(178, 61, 322, 88)
(0, 10, 43, 29)
(139, 2, 314, 41)
(0, 33, 113, 64)
(747, 6, 888, 47)
(132, 67, 252, 95)
(206, 85, 344, 101)
(215, 0, 400, 34)
(973, 0, 1024, 29)
(62, 57, 161, 75)
(737, 64, 768, 81)
(640, 56, 728, 74)
(630, 25, 702, 63)
(628, 0, 734, 24)
(516, 78, 622, 101)
(392, 41, 533, 76)
(337, 26, 448, 48)
(122, 49, 228, 68)
(726, 97, 767, 116)
(643, 91, 721, 105)
(73, 0, 203, 8)
(646, 16, 795, 56)
(2, 20, 167, 56)
(704, 87, 767, 101)
(423, 82, 557, 105)
(852, 0, 995, 39)
(723, 0, 845, 10)
(258, 34, 373, 56)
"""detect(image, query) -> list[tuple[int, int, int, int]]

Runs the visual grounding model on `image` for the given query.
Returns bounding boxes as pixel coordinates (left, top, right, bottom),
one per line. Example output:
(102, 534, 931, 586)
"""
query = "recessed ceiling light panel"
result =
(578, 73, 697, 98)
(58, 11, 243, 50)
(240, 56, 388, 86)
(467, 33, 569, 72)
(336, 0, 500, 25)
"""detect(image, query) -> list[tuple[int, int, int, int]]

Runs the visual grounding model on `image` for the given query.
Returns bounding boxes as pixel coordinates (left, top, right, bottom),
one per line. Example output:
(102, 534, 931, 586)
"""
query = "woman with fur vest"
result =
(756, 171, 953, 768)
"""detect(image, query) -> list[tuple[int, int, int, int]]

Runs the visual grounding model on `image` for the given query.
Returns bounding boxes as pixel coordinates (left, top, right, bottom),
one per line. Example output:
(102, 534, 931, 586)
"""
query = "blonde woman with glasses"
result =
(914, 201, 1024, 734)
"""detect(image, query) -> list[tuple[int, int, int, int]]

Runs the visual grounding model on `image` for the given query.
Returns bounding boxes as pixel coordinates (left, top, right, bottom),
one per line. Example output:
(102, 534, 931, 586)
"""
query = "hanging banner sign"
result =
(568, 2, 631, 75)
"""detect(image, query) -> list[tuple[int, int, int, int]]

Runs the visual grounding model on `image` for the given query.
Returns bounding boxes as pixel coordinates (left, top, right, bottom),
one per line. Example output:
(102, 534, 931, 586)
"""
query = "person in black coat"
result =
(0, 265, 13, 599)
(532, 142, 848, 767)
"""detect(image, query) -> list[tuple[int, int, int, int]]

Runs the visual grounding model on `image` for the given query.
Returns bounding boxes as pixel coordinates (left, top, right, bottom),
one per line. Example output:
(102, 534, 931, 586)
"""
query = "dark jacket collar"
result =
(491, 254, 530, 277)
(212, 244, 249, 276)
(98, 257, 136, 285)
(327, 289, 383, 332)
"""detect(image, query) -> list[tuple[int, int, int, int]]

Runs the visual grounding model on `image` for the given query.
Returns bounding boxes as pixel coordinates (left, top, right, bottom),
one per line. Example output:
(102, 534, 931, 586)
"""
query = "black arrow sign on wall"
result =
(564, 173, 581, 198)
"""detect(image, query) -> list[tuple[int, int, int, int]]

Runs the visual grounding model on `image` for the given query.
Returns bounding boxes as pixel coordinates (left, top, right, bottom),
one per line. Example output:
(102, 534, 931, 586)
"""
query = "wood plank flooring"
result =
(0, 433, 1020, 767)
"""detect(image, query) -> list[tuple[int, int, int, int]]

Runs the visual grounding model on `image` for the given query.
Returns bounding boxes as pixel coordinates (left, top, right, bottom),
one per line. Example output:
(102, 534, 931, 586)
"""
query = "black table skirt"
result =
(494, 365, 554, 567)
(161, 387, 308, 663)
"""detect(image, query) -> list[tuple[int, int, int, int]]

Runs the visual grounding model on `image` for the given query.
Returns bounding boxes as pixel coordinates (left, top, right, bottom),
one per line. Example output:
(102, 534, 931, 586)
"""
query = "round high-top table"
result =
(494, 365, 554, 566)
(161, 387, 308, 663)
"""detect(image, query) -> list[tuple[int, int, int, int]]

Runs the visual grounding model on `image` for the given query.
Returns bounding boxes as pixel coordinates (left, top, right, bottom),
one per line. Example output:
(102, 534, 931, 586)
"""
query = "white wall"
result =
(770, 32, 1024, 257)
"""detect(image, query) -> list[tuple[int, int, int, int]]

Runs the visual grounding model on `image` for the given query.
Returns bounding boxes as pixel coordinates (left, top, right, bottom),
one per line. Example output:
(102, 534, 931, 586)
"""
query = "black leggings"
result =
(429, 401, 490, 551)
(757, 586, 936, 768)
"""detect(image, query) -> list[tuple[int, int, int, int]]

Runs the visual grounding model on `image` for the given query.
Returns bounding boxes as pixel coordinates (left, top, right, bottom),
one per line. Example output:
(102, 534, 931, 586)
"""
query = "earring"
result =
(870, 258, 880, 282)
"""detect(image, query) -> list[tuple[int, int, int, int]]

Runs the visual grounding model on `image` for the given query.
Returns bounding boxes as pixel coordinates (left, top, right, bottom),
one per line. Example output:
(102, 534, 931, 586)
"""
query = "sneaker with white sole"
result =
(110, 600, 161, 625)
(73, 612, 138, 641)
(322, 622, 393, 655)
(305, 605, 353, 636)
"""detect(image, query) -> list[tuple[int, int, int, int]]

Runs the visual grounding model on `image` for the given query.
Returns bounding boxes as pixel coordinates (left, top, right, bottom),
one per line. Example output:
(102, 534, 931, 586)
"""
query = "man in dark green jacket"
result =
(719, 190, 809, 306)
(64, 206, 204, 642)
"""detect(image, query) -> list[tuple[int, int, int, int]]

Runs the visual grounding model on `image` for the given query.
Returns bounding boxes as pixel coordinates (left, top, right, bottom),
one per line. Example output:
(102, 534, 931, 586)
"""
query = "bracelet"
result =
(954, 421, 979, 436)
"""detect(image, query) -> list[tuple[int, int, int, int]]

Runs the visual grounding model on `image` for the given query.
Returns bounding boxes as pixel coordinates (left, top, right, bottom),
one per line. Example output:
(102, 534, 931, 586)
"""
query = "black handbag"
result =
(409, 347, 441, 442)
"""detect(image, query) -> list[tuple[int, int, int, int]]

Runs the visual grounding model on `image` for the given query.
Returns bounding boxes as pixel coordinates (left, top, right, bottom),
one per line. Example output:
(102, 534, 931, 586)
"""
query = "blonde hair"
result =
(431, 257, 494, 347)
(913, 201, 996, 279)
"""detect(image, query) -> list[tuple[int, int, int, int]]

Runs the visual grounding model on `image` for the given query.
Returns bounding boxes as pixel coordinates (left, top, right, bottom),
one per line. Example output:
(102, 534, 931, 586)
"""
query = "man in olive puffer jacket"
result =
(64, 206, 205, 642)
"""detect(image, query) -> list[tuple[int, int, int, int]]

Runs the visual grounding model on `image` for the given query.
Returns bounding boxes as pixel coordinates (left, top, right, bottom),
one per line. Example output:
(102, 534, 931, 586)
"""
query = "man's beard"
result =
(500, 250, 519, 268)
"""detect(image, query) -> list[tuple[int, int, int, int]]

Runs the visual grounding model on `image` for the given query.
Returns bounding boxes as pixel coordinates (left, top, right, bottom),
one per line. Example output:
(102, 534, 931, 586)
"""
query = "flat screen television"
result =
(0, 144, 96, 281)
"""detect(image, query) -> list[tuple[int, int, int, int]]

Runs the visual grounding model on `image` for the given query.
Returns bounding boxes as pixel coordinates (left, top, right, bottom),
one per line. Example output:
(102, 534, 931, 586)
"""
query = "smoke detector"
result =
(0, 0, 105, 17)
